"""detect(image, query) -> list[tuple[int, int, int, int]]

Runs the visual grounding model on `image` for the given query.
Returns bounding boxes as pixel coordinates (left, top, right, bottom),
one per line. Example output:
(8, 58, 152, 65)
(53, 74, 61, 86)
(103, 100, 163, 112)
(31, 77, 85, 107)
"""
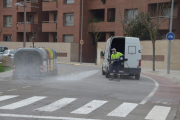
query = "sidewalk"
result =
(0, 70, 12, 81)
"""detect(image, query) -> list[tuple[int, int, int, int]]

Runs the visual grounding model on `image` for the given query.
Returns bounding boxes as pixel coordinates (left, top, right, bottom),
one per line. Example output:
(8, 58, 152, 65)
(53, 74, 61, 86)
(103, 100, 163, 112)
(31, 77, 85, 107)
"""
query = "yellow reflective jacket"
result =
(111, 52, 123, 64)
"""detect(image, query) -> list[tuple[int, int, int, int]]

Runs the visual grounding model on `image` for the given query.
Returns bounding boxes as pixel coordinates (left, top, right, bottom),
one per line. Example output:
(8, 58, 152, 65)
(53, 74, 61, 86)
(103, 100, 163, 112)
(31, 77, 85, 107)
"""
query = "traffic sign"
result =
(80, 39, 84, 45)
(166, 32, 175, 41)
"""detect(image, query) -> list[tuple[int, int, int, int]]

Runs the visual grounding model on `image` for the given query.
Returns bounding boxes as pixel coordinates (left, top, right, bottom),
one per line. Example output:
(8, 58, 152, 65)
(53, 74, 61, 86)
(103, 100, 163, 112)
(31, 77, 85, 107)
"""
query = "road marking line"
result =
(140, 75, 159, 104)
(145, 105, 171, 120)
(38, 83, 45, 85)
(0, 113, 100, 120)
(7, 89, 16, 91)
(0, 95, 18, 102)
(35, 98, 77, 112)
(22, 86, 31, 88)
(71, 100, 108, 114)
(107, 102, 138, 117)
(0, 96, 46, 110)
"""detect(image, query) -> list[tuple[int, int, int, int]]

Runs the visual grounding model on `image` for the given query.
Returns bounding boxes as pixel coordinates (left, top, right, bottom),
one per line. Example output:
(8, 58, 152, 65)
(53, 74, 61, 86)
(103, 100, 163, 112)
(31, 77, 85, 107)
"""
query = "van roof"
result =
(112, 36, 139, 39)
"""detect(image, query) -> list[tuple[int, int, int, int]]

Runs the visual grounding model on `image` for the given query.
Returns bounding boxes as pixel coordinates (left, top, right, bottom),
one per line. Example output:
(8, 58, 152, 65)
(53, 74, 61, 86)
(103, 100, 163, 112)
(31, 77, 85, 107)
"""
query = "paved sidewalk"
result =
(0, 70, 12, 81)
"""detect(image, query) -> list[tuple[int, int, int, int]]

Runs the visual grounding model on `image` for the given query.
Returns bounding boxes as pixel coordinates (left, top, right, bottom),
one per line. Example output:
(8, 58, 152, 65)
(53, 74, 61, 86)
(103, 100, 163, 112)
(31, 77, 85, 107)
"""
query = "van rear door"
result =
(124, 37, 140, 68)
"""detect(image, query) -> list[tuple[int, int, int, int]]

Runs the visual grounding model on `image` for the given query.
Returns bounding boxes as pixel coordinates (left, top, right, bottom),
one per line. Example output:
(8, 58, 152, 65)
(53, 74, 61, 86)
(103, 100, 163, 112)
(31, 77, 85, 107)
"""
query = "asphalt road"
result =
(0, 64, 180, 120)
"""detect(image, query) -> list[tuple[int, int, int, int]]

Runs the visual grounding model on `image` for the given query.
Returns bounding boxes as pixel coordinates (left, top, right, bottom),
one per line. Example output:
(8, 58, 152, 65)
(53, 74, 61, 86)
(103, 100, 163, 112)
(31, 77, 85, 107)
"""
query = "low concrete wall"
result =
(0, 42, 79, 62)
(97, 39, 180, 70)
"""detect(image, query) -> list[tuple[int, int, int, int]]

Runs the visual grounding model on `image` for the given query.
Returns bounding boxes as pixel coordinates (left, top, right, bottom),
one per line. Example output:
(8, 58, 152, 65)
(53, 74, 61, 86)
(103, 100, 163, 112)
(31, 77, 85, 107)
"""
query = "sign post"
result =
(167, 0, 175, 74)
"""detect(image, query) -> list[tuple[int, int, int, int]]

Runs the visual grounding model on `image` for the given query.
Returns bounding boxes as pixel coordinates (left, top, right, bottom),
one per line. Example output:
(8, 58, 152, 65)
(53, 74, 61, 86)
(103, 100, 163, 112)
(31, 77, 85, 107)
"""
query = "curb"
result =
(174, 100, 180, 120)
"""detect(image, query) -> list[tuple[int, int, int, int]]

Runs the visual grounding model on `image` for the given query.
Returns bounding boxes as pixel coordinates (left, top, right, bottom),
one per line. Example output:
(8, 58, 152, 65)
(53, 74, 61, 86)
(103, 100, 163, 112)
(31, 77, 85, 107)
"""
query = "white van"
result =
(101, 36, 141, 80)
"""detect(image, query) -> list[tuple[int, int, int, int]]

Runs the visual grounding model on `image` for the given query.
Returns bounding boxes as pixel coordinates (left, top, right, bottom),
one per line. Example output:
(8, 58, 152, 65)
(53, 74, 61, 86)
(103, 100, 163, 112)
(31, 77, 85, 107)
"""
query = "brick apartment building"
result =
(0, 0, 180, 63)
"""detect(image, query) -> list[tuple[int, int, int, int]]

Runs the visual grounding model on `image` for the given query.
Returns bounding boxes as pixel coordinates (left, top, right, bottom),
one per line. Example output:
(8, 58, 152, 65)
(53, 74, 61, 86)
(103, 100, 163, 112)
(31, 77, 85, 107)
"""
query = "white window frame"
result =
(4, 0, 12, 7)
(64, 13, 74, 26)
(65, 0, 74, 4)
(4, 16, 12, 27)
(125, 9, 138, 23)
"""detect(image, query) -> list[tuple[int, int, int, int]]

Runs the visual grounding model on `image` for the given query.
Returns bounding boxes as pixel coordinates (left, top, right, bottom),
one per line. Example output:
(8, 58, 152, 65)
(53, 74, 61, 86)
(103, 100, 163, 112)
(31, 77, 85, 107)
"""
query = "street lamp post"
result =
(23, 0, 26, 48)
(15, 1, 38, 48)
(167, 0, 174, 74)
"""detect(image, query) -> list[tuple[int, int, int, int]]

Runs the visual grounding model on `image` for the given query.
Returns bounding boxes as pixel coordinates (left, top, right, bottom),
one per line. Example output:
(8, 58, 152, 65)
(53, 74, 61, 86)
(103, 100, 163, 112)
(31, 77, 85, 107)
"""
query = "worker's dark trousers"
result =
(110, 64, 120, 75)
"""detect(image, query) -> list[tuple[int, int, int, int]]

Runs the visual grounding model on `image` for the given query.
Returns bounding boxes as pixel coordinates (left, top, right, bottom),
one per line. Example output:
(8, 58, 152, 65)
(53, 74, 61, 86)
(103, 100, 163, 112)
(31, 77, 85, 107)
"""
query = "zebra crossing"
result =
(0, 95, 171, 120)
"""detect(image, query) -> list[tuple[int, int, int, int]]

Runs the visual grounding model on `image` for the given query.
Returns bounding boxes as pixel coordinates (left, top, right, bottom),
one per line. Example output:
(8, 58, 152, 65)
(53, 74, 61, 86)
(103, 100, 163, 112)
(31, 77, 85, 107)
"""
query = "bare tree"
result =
(89, 22, 102, 64)
(27, 27, 41, 48)
(140, 2, 171, 71)
(118, 0, 171, 71)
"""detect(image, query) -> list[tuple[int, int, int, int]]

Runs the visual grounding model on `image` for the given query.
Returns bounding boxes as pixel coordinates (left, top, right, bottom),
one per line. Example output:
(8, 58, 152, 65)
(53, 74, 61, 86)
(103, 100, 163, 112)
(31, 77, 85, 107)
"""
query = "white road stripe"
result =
(7, 89, 16, 91)
(0, 95, 18, 102)
(0, 113, 100, 120)
(145, 105, 171, 120)
(22, 86, 31, 88)
(140, 75, 159, 104)
(35, 98, 77, 112)
(71, 100, 108, 114)
(107, 102, 138, 117)
(0, 96, 46, 110)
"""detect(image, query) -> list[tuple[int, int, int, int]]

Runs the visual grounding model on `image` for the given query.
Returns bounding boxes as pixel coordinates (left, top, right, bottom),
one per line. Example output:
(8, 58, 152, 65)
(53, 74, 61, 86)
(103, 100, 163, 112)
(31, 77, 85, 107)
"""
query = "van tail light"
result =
(8, 54, 11, 57)
(137, 59, 141, 68)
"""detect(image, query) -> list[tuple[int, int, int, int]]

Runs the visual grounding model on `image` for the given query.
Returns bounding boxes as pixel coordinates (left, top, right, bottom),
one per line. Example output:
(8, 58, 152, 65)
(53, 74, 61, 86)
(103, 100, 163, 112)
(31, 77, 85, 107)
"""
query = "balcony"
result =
(17, 22, 38, 32)
(42, 0, 58, 11)
(151, 17, 170, 30)
(42, 21, 57, 32)
(17, 3, 39, 12)
(88, 22, 116, 32)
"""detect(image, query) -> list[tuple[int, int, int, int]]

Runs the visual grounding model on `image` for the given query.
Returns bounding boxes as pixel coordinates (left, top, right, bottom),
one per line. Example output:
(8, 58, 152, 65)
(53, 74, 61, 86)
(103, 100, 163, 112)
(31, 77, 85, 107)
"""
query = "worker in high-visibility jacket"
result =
(110, 48, 123, 81)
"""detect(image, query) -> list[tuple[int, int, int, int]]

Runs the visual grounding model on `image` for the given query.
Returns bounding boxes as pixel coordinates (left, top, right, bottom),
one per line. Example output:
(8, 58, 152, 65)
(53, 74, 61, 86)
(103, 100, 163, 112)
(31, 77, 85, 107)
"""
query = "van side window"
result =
(128, 46, 136, 54)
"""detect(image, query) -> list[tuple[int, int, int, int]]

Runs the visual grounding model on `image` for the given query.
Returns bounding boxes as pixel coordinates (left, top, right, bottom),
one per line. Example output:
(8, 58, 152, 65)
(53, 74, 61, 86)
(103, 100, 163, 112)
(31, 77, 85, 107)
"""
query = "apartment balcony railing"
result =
(88, 22, 116, 32)
(150, 16, 170, 30)
(17, 22, 38, 32)
(16, 2, 39, 12)
(42, 21, 57, 32)
(42, 0, 58, 11)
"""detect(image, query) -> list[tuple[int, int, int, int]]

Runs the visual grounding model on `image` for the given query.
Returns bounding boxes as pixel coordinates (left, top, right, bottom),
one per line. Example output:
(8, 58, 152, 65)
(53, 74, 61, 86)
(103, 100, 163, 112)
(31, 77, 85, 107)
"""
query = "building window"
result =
(54, 35, 57, 42)
(162, 7, 171, 17)
(63, 35, 73, 42)
(125, 9, 138, 23)
(4, 35, 12, 41)
(64, 13, 74, 26)
(54, 14, 57, 22)
(4, 16, 12, 27)
(4, 0, 12, 7)
(28, 15, 34, 24)
(65, 0, 74, 4)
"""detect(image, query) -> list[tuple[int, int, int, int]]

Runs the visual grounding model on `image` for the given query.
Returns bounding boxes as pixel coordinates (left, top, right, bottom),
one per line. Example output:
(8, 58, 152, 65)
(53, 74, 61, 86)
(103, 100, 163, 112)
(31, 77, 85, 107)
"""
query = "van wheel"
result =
(106, 72, 110, 78)
(102, 70, 105, 75)
(135, 74, 140, 80)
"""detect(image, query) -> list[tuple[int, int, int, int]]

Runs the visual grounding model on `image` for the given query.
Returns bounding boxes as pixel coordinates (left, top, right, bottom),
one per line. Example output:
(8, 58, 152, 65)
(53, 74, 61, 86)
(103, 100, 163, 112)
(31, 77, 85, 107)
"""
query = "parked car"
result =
(0, 46, 8, 62)
(1, 50, 16, 65)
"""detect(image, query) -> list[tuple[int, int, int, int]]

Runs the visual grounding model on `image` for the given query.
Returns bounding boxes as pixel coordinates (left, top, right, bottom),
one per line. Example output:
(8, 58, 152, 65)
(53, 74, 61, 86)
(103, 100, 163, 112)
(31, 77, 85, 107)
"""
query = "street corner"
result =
(141, 72, 180, 86)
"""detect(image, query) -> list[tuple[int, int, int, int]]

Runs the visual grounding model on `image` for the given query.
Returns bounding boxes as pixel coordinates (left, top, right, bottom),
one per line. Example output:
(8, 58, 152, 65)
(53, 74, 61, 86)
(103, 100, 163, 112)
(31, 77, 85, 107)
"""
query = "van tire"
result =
(135, 74, 140, 80)
(106, 71, 110, 78)
(102, 69, 105, 75)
